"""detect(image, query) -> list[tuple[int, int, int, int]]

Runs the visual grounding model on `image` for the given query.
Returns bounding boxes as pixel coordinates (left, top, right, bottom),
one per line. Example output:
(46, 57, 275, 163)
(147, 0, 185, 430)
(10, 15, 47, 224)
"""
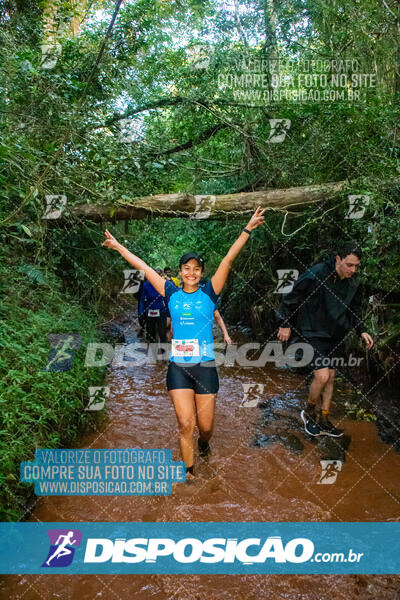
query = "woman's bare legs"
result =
(195, 393, 216, 444)
(169, 389, 196, 468)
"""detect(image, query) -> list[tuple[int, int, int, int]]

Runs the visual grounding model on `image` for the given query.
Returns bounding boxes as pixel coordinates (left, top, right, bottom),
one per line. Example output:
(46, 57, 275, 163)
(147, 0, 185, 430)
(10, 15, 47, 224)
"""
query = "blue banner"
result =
(0, 522, 398, 574)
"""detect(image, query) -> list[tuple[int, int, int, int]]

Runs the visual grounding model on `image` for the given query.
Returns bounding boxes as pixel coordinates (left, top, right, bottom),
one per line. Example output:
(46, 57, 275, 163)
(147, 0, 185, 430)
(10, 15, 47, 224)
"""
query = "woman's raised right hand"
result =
(102, 229, 121, 251)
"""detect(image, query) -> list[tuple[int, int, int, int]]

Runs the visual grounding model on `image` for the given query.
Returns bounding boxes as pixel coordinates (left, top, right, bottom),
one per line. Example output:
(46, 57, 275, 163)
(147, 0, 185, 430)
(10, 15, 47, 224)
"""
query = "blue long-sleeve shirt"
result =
(138, 281, 168, 316)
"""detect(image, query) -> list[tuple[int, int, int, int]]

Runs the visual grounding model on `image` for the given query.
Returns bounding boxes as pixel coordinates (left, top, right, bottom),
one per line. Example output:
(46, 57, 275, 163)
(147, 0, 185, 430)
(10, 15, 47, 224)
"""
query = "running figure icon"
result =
(45, 531, 77, 566)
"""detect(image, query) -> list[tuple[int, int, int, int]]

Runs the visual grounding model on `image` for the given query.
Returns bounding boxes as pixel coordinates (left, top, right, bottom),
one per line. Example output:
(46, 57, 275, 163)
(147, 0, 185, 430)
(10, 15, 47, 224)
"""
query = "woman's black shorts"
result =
(166, 360, 219, 394)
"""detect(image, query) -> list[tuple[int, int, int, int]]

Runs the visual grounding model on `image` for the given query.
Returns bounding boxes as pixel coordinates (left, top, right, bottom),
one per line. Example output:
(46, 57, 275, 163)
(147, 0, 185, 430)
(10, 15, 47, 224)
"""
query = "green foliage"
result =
(344, 402, 377, 422)
(16, 263, 47, 284)
(0, 262, 107, 520)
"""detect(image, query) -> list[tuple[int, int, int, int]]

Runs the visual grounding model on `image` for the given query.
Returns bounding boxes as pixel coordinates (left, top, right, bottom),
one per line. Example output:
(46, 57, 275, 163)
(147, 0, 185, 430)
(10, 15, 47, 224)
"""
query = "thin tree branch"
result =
(149, 124, 229, 156)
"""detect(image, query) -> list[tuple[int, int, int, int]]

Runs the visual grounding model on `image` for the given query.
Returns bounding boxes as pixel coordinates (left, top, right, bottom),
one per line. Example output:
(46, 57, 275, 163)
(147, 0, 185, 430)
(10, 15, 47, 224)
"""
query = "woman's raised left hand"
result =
(246, 206, 266, 231)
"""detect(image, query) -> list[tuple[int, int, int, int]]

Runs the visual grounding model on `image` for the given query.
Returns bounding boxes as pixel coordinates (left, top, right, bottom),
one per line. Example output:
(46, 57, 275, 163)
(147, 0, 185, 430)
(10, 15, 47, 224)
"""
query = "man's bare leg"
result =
(305, 368, 330, 418)
(301, 367, 340, 436)
(319, 369, 336, 423)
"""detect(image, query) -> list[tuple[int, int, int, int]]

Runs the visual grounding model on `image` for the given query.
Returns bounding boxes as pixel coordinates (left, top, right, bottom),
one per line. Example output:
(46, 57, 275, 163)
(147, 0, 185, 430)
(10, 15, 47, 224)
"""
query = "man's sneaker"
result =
(318, 419, 344, 437)
(198, 437, 211, 457)
(300, 410, 322, 436)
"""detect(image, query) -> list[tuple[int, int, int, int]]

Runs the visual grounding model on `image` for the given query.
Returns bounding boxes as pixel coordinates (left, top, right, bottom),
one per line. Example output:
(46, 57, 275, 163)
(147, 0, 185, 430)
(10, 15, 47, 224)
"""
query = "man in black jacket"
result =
(276, 243, 374, 437)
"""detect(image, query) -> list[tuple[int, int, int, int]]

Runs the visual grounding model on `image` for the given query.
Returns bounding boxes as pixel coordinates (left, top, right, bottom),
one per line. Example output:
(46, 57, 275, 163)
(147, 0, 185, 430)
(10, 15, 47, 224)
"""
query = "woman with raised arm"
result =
(102, 207, 265, 479)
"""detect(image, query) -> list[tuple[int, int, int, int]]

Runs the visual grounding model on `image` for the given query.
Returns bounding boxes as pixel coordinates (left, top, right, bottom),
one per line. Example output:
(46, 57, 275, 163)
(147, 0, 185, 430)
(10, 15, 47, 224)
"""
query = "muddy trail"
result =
(2, 311, 400, 599)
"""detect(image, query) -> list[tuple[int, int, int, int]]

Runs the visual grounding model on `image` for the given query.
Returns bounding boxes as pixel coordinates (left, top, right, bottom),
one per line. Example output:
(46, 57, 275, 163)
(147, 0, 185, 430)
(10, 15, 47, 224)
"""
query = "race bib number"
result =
(171, 339, 200, 358)
(147, 309, 160, 317)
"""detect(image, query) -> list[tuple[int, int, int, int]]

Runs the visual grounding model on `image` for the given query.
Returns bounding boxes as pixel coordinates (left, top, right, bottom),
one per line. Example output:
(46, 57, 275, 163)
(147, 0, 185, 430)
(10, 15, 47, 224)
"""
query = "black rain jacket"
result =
(275, 255, 367, 340)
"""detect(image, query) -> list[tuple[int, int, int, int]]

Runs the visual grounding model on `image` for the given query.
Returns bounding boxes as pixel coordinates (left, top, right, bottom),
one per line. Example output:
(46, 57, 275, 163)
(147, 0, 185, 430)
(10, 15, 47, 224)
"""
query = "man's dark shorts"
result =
(305, 337, 345, 371)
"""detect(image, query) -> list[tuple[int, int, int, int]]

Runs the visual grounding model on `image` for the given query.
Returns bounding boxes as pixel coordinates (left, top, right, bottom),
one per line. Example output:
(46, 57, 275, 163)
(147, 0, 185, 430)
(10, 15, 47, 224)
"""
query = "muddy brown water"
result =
(2, 318, 400, 599)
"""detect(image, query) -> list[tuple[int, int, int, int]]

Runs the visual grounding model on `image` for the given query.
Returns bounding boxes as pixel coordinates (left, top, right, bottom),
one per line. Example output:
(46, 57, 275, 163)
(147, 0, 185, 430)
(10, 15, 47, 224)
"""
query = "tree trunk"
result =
(58, 180, 353, 223)
(263, 0, 278, 53)
(70, 0, 89, 36)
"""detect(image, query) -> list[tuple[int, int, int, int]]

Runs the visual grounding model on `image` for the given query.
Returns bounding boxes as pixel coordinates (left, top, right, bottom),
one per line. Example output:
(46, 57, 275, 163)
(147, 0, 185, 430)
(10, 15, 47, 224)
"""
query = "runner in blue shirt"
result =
(138, 269, 168, 343)
(102, 207, 265, 478)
